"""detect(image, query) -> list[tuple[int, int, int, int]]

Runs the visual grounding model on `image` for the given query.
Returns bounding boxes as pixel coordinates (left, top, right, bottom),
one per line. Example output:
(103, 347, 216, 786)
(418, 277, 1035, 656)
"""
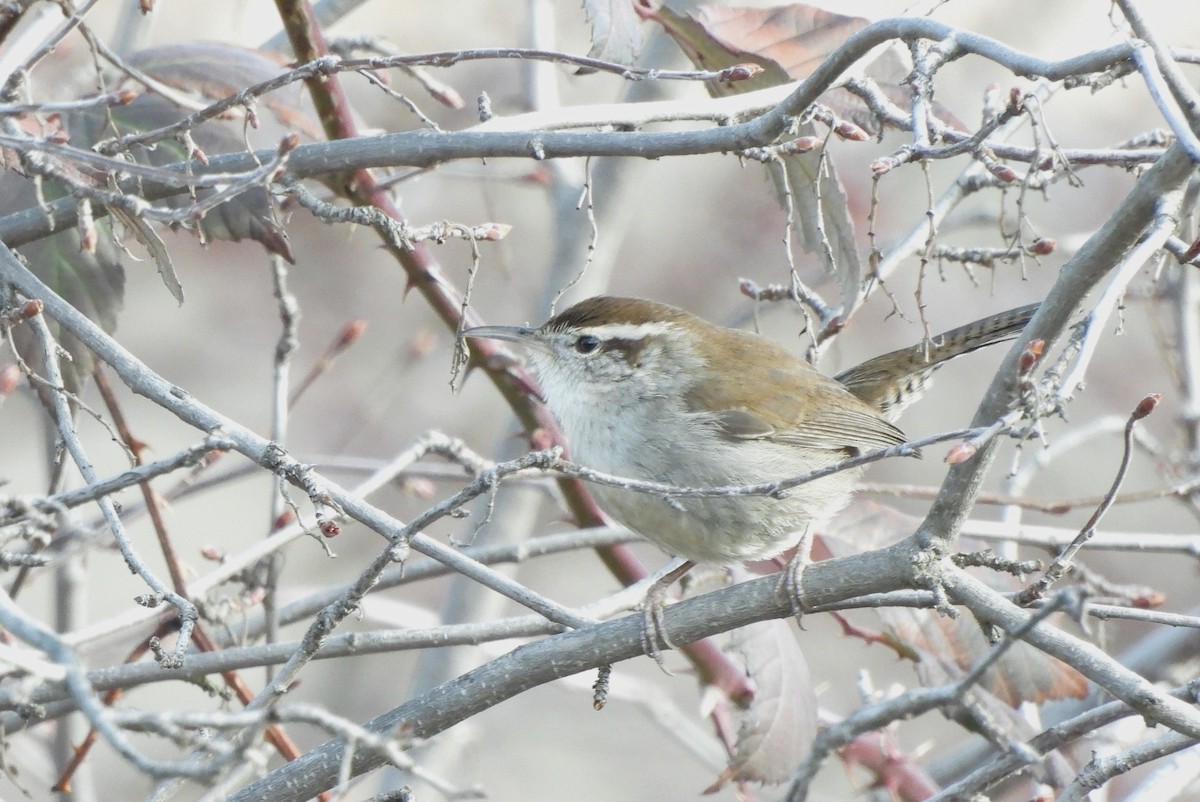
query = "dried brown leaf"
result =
(881, 607, 1088, 706)
(823, 501, 1089, 707)
(679, 5, 870, 87)
(581, 0, 645, 68)
(109, 206, 184, 304)
(708, 619, 817, 790)
(651, 3, 869, 313)
(128, 42, 322, 139)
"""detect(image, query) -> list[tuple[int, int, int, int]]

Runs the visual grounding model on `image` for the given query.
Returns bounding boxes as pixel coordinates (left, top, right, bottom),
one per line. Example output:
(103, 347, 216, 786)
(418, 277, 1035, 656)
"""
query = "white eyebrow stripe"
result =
(577, 322, 677, 340)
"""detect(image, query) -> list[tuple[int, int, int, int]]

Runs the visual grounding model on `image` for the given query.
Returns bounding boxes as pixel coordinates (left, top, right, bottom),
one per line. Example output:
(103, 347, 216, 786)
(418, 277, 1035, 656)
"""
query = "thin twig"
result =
(19, 307, 198, 667)
(1017, 395, 1160, 604)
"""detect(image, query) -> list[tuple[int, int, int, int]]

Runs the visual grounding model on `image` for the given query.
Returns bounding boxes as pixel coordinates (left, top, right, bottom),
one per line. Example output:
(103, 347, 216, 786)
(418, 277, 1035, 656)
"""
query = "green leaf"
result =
(1, 40, 311, 389)
(66, 93, 294, 263)
(1, 170, 125, 393)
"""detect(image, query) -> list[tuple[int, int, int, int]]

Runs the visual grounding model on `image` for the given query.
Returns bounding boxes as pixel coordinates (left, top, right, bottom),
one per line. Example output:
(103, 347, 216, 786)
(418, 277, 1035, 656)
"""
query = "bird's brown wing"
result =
(685, 329, 908, 454)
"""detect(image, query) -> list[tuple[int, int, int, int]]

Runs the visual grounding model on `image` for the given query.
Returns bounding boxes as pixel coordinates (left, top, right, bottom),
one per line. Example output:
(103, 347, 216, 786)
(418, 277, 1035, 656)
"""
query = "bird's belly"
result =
(582, 439, 862, 564)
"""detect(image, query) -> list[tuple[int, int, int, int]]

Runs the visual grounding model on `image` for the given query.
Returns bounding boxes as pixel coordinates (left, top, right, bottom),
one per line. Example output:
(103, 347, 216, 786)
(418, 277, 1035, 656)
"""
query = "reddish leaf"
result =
(881, 607, 1088, 706)
(663, 5, 870, 89)
(822, 501, 1089, 707)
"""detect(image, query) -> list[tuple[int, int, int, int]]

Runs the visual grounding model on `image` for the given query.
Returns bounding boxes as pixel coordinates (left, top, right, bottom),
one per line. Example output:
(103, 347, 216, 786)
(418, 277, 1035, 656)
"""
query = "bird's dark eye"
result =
(574, 334, 600, 354)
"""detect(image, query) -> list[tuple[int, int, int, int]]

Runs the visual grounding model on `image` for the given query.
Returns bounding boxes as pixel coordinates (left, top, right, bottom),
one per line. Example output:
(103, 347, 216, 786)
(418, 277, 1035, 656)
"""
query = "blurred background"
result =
(2, 0, 1199, 800)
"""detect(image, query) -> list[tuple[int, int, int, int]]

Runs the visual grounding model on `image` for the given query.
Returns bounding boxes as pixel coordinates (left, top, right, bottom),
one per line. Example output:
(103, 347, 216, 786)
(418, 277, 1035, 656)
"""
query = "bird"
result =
(467, 297, 1037, 655)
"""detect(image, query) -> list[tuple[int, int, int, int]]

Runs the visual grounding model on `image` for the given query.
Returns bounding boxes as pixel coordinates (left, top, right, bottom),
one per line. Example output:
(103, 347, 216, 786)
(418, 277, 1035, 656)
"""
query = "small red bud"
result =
(199, 546, 225, 561)
(1019, 338, 1045, 375)
(833, 120, 869, 141)
(1132, 589, 1165, 609)
(407, 328, 438, 362)
(521, 165, 554, 186)
(1132, 393, 1161, 420)
(334, 319, 367, 351)
(988, 163, 1019, 183)
(319, 519, 341, 538)
(718, 63, 764, 83)
(0, 364, 20, 396)
(479, 223, 512, 241)
(20, 299, 42, 318)
(79, 221, 97, 254)
(432, 86, 465, 109)
(530, 427, 555, 451)
(1030, 238, 1056, 255)
(403, 477, 436, 499)
(278, 133, 300, 155)
(871, 157, 895, 177)
(945, 442, 977, 464)
(786, 136, 821, 153)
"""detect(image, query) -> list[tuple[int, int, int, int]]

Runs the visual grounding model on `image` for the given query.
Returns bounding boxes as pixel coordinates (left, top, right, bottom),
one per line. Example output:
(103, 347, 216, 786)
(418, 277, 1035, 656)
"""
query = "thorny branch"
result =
(0, 18, 1188, 249)
(1, 3, 1200, 800)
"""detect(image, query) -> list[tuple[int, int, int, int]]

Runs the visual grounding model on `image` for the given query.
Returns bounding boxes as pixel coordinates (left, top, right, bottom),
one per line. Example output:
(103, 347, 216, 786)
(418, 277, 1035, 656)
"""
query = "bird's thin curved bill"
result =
(463, 325, 538, 344)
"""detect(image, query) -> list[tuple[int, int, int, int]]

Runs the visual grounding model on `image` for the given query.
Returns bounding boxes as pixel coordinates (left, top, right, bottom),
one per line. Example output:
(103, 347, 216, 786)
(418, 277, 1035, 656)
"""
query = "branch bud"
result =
(1018, 339, 1045, 375)
(718, 63, 764, 83)
(0, 364, 19, 396)
(833, 120, 869, 141)
(1030, 238, 1055, 255)
(944, 442, 977, 464)
(1132, 393, 1161, 420)
(987, 162, 1019, 183)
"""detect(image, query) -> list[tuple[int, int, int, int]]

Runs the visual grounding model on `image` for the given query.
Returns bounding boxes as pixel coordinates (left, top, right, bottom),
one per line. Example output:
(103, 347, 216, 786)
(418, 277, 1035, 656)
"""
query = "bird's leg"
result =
(640, 559, 695, 670)
(776, 524, 814, 623)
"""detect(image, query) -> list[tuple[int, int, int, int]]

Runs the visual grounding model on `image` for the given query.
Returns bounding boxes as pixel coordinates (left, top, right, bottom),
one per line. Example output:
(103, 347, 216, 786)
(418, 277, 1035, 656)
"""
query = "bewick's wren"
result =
(467, 297, 1036, 567)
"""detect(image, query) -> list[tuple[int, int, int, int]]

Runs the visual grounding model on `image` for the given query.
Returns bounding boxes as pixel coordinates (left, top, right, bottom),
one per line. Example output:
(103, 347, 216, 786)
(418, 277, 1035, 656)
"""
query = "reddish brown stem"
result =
(91, 367, 308, 774)
(271, 0, 753, 703)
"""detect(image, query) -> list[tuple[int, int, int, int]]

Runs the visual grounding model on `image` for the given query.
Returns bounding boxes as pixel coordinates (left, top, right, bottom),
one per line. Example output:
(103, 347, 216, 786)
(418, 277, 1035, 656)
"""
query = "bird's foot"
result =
(775, 526, 814, 624)
(638, 559, 694, 672)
